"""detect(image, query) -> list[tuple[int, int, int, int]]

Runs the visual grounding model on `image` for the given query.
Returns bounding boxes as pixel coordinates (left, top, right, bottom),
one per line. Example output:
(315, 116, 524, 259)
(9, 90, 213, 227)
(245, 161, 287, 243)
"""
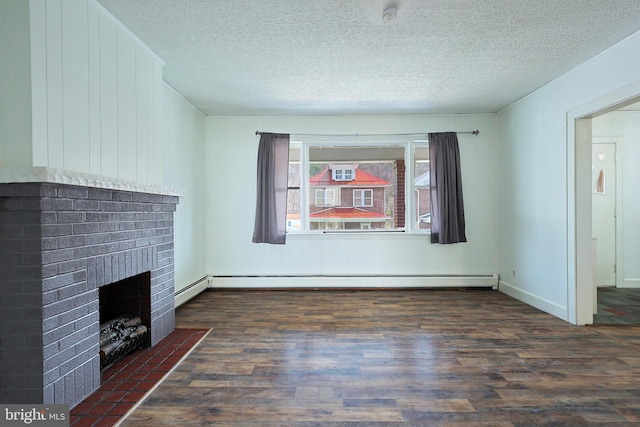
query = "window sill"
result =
(285, 230, 431, 240)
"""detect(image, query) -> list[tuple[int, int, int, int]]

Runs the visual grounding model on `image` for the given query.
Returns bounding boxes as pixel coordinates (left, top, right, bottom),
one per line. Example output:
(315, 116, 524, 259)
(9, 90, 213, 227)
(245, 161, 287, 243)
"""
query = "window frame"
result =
(353, 189, 373, 207)
(314, 188, 335, 207)
(287, 138, 430, 235)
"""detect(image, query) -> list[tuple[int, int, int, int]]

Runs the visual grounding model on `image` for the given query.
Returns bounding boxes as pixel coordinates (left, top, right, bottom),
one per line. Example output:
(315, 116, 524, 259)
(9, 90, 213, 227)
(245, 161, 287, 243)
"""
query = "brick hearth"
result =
(0, 182, 179, 408)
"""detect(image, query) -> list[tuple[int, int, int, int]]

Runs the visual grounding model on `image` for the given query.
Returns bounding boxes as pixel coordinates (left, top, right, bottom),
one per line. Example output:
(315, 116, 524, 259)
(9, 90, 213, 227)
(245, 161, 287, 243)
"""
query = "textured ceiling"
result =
(98, 0, 640, 116)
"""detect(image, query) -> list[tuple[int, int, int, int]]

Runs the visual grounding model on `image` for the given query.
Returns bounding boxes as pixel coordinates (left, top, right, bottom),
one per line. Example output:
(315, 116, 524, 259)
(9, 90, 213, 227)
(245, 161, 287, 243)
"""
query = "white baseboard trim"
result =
(619, 279, 640, 288)
(210, 274, 499, 289)
(498, 281, 568, 321)
(175, 275, 211, 307)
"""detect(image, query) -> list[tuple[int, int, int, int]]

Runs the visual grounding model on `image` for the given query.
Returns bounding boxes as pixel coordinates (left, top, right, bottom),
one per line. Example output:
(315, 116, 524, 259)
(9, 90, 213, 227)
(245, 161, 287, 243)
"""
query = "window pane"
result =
(307, 144, 402, 231)
(286, 145, 301, 232)
(414, 144, 430, 230)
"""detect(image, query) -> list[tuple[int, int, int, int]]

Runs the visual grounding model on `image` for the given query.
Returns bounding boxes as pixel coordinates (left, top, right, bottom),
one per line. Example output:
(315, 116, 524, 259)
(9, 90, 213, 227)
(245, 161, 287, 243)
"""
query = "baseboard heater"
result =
(175, 275, 211, 307)
(210, 274, 498, 290)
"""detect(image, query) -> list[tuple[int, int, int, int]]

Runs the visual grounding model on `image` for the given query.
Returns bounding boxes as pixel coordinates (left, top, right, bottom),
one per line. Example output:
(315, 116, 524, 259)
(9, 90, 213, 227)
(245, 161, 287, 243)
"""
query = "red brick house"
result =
(308, 164, 391, 230)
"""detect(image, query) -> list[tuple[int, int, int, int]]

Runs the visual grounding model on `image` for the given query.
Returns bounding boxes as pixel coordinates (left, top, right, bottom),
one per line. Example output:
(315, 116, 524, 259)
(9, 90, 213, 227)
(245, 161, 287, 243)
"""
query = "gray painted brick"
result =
(1, 211, 40, 225)
(42, 248, 75, 265)
(87, 188, 113, 201)
(98, 201, 119, 212)
(116, 240, 136, 252)
(73, 199, 100, 211)
(58, 305, 93, 327)
(0, 265, 42, 281)
(41, 198, 74, 211)
(73, 270, 86, 283)
(102, 255, 111, 285)
(41, 237, 59, 250)
(57, 186, 88, 200)
(87, 258, 96, 289)
(72, 311, 98, 332)
(57, 282, 88, 301)
(0, 252, 23, 265)
(0, 197, 22, 211)
(73, 222, 102, 234)
(57, 234, 88, 249)
(41, 223, 73, 237)
(0, 225, 25, 238)
(86, 233, 111, 245)
(44, 384, 54, 404)
(0, 183, 49, 197)
(85, 212, 111, 222)
(73, 245, 101, 258)
(42, 323, 75, 348)
(57, 211, 86, 223)
(20, 197, 43, 211)
(43, 316, 59, 333)
(95, 255, 105, 287)
(42, 272, 76, 292)
(57, 258, 87, 274)
(42, 264, 58, 279)
(111, 252, 121, 281)
(53, 377, 65, 404)
(41, 212, 57, 223)
(113, 192, 132, 202)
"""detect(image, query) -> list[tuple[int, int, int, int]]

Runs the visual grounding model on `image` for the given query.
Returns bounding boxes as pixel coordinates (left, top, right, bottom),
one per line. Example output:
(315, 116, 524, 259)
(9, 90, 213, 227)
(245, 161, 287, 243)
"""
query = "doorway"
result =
(569, 90, 640, 326)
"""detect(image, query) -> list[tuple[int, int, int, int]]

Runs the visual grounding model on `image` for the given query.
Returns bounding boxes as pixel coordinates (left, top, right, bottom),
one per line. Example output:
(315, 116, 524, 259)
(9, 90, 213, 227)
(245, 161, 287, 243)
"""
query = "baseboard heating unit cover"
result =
(209, 274, 499, 289)
(175, 276, 211, 306)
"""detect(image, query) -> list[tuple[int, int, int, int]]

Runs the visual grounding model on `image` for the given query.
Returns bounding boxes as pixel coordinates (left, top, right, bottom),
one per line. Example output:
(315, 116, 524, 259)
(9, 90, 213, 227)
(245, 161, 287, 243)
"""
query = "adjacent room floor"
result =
(593, 287, 640, 325)
(116, 289, 640, 426)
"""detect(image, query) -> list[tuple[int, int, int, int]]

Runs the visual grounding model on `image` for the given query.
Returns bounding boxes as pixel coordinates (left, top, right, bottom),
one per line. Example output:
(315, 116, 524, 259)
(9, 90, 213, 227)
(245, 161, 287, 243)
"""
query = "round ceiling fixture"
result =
(383, 6, 397, 21)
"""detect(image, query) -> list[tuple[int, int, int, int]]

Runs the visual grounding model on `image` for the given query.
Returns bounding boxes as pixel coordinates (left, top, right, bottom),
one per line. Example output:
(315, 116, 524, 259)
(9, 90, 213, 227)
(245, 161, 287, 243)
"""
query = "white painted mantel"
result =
(0, 166, 185, 197)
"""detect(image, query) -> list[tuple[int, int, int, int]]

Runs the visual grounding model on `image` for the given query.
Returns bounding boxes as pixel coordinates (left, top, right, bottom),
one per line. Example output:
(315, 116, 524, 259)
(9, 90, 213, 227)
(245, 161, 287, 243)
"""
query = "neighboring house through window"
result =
(286, 140, 432, 234)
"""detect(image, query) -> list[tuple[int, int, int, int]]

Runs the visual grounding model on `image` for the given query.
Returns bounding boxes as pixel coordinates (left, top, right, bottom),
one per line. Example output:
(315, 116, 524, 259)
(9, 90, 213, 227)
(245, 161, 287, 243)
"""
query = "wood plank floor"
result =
(120, 289, 640, 426)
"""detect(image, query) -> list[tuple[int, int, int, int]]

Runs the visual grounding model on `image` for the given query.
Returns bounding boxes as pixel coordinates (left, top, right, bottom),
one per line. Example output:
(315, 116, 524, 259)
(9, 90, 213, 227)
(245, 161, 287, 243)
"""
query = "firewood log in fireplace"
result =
(99, 314, 148, 368)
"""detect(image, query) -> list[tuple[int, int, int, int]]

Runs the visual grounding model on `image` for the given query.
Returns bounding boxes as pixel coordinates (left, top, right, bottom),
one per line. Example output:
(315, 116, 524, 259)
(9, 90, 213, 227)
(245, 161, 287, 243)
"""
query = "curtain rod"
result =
(255, 130, 479, 137)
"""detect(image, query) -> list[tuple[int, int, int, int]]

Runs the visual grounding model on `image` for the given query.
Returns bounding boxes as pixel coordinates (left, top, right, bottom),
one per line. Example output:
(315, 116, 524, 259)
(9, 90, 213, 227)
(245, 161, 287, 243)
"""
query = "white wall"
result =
(592, 111, 640, 287)
(0, 0, 32, 167)
(496, 31, 640, 320)
(205, 114, 497, 278)
(1, 0, 208, 296)
(163, 84, 207, 291)
(26, 0, 164, 185)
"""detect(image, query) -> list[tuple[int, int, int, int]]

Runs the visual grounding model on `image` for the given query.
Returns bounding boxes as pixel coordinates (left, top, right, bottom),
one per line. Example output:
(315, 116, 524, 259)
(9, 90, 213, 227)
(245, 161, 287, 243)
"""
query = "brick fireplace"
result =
(0, 182, 179, 408)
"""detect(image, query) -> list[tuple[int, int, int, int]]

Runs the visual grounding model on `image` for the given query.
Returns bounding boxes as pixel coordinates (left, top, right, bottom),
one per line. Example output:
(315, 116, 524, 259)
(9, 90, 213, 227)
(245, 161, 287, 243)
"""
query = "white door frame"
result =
(567, 81, 640, 325)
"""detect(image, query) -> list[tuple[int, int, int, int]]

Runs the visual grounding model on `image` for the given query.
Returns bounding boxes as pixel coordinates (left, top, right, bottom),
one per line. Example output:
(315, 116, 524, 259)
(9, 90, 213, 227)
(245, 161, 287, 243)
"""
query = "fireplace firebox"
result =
(99, 272, 152, 369)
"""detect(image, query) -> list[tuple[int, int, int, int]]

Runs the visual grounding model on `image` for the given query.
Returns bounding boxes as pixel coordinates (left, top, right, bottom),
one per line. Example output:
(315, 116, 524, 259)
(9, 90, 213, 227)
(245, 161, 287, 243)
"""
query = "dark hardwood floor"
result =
(120, 289, 640, 426)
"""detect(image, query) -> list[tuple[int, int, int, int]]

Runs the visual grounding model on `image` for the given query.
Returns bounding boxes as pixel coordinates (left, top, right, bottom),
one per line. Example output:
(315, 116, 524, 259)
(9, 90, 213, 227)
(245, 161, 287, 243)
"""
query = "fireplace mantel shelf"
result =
(0, 166, 185, 196)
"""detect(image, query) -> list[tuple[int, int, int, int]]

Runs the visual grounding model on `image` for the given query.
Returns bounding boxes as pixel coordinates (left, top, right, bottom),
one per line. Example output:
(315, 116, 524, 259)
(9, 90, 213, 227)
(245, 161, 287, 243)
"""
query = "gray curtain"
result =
(252, 133, 290, 244)
(429, 132, 466, 244)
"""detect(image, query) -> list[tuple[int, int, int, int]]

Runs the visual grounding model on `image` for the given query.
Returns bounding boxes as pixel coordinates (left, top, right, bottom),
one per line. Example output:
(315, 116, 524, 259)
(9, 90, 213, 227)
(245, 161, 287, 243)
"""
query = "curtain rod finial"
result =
(472, 130, 479, 135)
(255, 130, 260, 135)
